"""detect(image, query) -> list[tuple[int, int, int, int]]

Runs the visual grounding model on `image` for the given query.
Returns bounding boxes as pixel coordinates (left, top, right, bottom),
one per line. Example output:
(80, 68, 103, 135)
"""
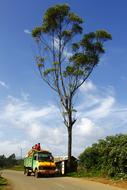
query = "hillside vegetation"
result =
(79, 134, 127, 179)
(0, 154, 17, 169)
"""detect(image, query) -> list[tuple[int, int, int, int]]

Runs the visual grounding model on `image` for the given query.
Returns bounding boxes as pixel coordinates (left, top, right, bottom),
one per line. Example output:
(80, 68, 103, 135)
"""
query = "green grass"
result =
(0, 177, 7, 189)
(67, 171, 100, 178)
(66, 169, 127, 181)
(66, 168, 103, 178)
(9, 165, 24, 171)
(0, 177, 7, 185)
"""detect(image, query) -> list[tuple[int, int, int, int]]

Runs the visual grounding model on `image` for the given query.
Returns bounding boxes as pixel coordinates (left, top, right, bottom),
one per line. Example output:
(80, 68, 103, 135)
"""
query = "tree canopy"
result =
(32, 4, 111, 103)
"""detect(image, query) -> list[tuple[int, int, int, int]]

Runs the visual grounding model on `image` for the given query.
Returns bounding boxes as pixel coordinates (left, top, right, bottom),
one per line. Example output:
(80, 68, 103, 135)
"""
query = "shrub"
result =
(79, 134, 127, 179)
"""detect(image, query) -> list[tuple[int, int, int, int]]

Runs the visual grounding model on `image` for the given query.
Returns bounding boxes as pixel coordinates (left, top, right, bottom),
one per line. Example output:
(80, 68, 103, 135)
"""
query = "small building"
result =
(54, 156, 78, 174)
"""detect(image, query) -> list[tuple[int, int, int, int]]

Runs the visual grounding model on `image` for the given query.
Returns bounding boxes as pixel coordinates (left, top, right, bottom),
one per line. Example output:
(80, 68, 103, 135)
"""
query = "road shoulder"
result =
(79, 177, 127, 189)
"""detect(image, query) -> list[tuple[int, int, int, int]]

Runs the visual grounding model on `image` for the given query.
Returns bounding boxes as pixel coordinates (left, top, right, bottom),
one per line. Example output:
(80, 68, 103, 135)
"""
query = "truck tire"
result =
(26, 169, 31, 176)
(35, 170, 39, 178)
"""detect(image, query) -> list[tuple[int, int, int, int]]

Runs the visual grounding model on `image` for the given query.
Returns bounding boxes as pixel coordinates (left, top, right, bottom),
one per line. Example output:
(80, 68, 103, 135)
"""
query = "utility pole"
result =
(20, 147, 22, 159)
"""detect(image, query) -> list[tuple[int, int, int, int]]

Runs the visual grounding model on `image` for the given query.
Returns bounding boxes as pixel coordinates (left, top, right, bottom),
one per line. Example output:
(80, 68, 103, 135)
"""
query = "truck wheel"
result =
(26, 169, 31, 176)
(35, 170, 39, 178)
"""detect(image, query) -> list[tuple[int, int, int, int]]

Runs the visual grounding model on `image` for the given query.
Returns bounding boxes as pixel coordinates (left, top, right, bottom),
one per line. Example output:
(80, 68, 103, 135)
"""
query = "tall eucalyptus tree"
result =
(32, 4, 112, 170)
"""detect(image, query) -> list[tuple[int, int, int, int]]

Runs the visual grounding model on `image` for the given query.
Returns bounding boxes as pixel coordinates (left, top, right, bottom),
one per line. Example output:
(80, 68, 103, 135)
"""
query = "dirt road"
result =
(3, 170, 124, 190)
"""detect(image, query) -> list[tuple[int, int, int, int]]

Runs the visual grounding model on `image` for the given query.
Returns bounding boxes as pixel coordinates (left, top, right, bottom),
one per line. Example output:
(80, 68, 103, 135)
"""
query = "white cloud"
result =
(0, 80, 8, 89)
(0, 81, 127, 157)
(75, 118, 94, 136)
(78, 81, 115, 118)
(2, 96, 57, 126)
(85, 96, 115, 120)
(0, 131, 3, 138)
(24, 29, 31, 34)
(80, 81, 96, 92)
(21, 91, 30, 101)
(73, 80, 127, 154)
(0, 140, 30, 157)
(29, 123, 42, 139)
(0, 96, 64, 156)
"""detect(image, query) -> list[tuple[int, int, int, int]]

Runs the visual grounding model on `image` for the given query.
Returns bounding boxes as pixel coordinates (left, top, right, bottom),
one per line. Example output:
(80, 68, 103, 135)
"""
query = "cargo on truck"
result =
(24, 143, 57, 177)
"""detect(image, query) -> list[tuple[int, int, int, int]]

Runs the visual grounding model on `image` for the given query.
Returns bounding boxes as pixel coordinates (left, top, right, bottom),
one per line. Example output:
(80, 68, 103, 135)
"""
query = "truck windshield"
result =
(38, 152, 53, 162)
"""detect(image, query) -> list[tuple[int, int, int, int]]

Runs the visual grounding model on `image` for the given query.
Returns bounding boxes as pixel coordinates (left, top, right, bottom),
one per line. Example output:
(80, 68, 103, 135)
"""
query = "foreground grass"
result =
(67, 167, 127, 180)
(0, 177, 7, 190)
(0, 177, 7, 185)
(9, 165, 24, 171)
(66, 169, 102, 178)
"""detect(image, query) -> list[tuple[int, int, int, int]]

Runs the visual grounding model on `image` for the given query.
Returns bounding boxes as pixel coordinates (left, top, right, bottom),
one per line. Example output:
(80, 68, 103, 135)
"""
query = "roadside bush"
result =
(79, 134, 127, 179)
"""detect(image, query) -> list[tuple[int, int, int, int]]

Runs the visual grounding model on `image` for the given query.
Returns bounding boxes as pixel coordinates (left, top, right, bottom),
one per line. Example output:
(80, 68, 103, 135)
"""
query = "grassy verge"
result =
(0, 177, 7, 190)
(67, 167, 127, 180)
(66, 169, 103, 178)
(9, 165, 24, 171)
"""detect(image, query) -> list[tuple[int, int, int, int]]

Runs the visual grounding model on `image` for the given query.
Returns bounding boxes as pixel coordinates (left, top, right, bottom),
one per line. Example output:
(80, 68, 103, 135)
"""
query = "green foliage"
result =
(72, 43, 80, 52)
(0, 154, 17, 169)
(32, 4, 111, 92)
(0, 177, 7, 187)
(43, 68, 57, 76)
(66, 168, 101, 178)
(68, 12, 83, 24)
(32, 27, 42, 38)
(96, 30, 112, 41)
(42, 4, 70, 32)
(69, 53, 88, 65)
(53, 61, 59, 65)
(79, 134, 127, 179)
(37, 63, 43, 68)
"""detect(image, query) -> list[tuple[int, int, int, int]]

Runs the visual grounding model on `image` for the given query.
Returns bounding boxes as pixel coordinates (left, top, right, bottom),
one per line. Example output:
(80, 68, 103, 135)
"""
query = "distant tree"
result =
(0, 154, 17, 168)
(0, 155, 6, 168)
(7, 154, 17, 167)
(32, 4, 112, 170)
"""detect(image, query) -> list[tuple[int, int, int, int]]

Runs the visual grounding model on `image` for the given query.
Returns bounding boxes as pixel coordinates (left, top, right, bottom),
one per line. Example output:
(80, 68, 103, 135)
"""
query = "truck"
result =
(24, 144, 57, 177)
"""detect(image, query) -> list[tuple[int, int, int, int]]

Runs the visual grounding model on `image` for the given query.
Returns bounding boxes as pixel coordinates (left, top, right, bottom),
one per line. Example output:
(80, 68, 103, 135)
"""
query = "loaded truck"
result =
(24, 143, 57, 177)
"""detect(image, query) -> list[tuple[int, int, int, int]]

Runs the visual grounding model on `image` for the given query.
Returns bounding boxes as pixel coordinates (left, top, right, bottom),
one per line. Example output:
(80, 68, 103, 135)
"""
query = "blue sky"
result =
(0, 0, 127, 157)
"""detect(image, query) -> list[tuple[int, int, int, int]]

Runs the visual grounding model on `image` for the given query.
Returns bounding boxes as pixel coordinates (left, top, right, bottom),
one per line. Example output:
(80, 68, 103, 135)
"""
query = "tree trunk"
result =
(67, 126, 72, 172)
